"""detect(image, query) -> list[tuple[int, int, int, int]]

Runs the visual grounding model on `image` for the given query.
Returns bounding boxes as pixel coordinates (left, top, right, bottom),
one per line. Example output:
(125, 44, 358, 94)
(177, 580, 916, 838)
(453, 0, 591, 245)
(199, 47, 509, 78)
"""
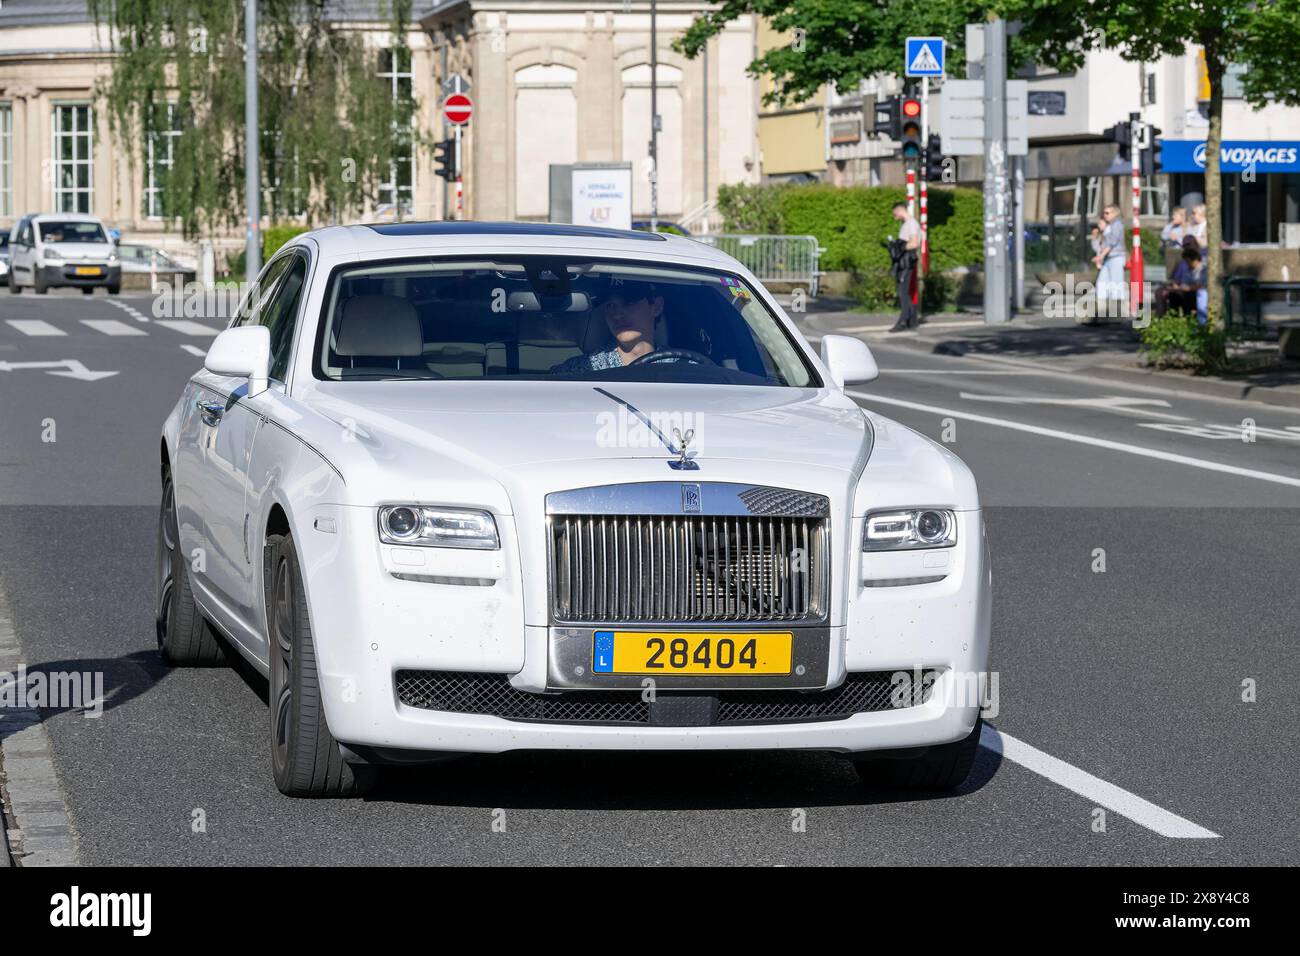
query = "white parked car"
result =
(159, 222, 991, 798)
(8, 213, 122, 295)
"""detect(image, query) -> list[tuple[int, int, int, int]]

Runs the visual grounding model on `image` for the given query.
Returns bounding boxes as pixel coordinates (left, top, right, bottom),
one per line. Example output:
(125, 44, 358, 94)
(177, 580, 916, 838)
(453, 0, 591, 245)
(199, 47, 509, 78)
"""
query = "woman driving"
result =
(551, 278, 663, 373)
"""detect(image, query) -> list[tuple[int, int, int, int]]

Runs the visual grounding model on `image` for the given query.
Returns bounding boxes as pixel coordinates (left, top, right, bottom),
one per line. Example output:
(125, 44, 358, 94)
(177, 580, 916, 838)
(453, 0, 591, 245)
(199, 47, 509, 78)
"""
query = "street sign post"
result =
(443, 93, 473, 126)
(905, 37, 946, 77)
(442, 94, 472, 220)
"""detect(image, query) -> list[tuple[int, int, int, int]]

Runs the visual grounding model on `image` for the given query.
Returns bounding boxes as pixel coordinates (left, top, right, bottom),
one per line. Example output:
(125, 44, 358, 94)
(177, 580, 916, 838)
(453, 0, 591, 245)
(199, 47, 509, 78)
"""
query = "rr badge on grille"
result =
(680, 483, 702, 513)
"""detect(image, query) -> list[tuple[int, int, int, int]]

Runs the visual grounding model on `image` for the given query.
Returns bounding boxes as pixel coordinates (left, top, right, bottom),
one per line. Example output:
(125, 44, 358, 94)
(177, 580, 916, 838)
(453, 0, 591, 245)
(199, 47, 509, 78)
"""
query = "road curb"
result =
(1077, 363, 1300, 410)
(851, 330, 1300, 411)
(0, 583, 79, 866)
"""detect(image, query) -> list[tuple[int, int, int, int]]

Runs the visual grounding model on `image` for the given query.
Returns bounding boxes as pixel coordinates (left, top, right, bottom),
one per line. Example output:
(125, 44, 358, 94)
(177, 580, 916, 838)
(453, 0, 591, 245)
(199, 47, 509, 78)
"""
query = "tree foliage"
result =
(88, 0, 421, 238)
(674, 1, 1092, 107)
(676, 0, 1300, 333)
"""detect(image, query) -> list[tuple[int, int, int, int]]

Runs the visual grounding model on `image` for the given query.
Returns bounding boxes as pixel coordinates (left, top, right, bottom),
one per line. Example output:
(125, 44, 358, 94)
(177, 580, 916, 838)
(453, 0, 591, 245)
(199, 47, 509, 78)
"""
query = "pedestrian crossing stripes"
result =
(5, 320, 65, 336)
(4, 317, 221, 338)
(81, 319, 148, 336)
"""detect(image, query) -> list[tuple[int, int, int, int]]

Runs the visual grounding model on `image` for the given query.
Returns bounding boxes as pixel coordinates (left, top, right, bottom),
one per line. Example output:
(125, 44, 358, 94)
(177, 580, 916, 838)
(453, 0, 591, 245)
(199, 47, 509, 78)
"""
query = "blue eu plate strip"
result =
(592, 630, 614, 673)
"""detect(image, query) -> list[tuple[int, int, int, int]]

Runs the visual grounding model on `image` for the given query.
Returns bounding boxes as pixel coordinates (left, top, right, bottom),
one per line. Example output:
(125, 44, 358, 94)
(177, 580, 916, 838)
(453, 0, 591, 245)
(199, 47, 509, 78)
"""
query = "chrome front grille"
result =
(548, 512, 829, 624)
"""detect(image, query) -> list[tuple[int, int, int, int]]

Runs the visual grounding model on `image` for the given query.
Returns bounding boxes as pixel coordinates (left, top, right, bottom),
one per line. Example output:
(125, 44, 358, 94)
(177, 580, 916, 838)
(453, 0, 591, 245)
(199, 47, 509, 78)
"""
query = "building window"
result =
(1222, 64, 1247, 100)
(53, 104, 94, 214)
(144, 102, 182, 219)
(0, 104, 11, 218)
(377, 48, 414, 217)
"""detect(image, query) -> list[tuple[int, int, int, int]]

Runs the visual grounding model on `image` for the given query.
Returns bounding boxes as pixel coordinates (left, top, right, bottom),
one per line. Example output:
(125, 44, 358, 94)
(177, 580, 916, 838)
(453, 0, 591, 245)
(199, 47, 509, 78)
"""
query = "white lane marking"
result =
(81, 319, 147, 336)
(843, 320, 986, 333)
(180, 344, 207, 357)
(957, 391, 1192, 423)
(155, 319, 218, 337)
(1137, 422, 1300, 443)
(981, 725, 1219, 839)
(0, 359, 117, 381)
(847, 389, 1300, 489)
(107, 298, 149, 322)
(6, 319, 66, 337)
(882, 368, 1059, 375)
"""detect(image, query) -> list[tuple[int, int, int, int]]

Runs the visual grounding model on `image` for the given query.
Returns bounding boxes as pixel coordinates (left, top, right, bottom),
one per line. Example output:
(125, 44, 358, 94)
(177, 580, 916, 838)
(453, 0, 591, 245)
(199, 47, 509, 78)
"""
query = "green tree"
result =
(88, 0, 423, 239)
(674, 2, 1089, 107)
(677, 0, 1300, 333)
(1076, 0, 1300, 333)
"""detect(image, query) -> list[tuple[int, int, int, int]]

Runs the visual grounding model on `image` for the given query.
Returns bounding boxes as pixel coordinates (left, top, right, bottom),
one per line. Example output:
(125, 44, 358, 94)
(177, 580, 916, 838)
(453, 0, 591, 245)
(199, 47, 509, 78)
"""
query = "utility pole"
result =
(649, 0, 659, 232)
(981, 16, 1009, 324)
(920, 77, 929, 275)
(244, 0, 261, 282)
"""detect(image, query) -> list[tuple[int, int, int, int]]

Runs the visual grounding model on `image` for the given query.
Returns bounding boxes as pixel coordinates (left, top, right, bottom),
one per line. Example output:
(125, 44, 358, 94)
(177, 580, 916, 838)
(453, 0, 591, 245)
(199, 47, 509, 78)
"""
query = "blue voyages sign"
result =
(1161, 139, 1300, 174)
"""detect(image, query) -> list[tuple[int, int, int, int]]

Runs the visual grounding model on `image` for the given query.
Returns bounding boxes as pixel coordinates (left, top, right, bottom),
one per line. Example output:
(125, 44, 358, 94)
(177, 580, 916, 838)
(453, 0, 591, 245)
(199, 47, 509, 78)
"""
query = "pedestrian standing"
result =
(888, 202, 922, 333)
(1161, 207, 1187, 249)
(1091, 204, 1127, 318)
(1189, 204, 1208, 248)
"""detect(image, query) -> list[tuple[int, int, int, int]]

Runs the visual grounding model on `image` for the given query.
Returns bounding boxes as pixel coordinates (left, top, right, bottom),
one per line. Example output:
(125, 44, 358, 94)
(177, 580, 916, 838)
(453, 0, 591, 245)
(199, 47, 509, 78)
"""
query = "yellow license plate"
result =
(592, 630, 793, 675)
(75, 266, 102, 276)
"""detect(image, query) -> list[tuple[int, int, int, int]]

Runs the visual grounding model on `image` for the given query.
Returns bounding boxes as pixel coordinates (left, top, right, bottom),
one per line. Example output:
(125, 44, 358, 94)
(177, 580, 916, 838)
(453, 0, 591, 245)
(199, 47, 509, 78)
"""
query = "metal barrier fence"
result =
(694, 234, 824, 296)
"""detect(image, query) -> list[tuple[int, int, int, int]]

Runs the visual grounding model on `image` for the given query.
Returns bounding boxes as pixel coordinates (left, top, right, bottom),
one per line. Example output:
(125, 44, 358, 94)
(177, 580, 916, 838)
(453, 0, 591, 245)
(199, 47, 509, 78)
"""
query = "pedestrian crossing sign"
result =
(905, 37, 945, 77)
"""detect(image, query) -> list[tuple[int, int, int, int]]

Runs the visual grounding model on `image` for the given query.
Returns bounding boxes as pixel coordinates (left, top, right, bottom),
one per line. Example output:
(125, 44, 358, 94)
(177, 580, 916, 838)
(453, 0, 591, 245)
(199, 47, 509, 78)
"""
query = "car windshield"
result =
(38, 221, 108, 244)
(314, 257, 817, 387)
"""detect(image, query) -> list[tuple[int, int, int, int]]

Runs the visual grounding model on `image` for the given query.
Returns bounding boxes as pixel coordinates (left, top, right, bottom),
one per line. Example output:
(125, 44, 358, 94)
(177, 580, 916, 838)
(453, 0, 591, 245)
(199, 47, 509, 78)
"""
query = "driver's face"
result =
(602, 294, 660, 348)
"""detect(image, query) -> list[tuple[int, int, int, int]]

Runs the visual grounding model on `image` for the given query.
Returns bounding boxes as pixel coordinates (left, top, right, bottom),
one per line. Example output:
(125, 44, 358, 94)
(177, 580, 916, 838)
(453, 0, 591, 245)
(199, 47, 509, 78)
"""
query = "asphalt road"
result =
(1, 291, 1297, 865)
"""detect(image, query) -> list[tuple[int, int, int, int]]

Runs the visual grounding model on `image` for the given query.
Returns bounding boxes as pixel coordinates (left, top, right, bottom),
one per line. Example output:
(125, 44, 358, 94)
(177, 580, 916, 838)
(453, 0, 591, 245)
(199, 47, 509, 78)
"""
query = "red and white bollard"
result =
(1129, 124, 1145, 318)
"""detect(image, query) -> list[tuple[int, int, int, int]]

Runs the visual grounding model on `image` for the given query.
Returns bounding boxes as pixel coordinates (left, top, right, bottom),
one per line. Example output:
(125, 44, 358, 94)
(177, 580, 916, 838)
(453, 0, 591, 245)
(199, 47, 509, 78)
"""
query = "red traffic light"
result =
(902, 98, 922, 118)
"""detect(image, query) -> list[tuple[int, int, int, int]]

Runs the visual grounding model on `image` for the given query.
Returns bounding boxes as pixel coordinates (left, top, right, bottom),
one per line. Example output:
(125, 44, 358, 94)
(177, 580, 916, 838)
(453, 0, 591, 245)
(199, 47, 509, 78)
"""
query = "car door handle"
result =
(195, 398, 225, 426)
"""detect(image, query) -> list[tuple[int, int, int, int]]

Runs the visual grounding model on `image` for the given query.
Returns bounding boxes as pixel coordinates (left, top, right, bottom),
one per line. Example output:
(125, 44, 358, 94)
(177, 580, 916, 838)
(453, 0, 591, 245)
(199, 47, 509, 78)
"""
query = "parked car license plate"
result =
(74, 266, 102, 276)
(592, 630, 793, 675)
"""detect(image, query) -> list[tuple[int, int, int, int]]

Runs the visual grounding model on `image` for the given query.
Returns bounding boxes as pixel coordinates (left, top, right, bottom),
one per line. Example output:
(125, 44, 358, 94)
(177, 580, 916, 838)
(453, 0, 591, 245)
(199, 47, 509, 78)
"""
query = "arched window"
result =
(514, 63, 577, 219)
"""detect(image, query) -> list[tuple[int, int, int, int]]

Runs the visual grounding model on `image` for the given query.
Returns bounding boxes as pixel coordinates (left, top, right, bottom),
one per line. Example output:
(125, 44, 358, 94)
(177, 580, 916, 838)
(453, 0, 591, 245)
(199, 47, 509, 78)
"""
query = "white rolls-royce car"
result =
(159, 222, 990, 798)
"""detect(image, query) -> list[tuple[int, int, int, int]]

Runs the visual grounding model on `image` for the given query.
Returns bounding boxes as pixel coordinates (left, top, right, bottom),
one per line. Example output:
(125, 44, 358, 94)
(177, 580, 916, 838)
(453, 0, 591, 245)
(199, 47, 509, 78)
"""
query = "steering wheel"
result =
(629, 348, 716, 368)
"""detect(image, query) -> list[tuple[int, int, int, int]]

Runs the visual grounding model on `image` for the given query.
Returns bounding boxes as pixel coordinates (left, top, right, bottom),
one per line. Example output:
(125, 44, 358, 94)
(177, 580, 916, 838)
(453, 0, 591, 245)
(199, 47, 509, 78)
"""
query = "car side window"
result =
(232, 255, 291, 329)
(257, 255, 308, 383)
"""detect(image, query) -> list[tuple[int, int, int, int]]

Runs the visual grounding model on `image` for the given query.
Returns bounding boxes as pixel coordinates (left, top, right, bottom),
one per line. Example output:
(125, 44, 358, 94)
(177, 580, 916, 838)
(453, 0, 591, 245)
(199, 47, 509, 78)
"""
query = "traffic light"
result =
(872, 95, 901, 140)
(1142, 126, 1163, 177)
(433, 138, 456, 180)
(1103, 121, 1133, 163)
(900, 97, 923, 162)
(923, 133, 945, 182)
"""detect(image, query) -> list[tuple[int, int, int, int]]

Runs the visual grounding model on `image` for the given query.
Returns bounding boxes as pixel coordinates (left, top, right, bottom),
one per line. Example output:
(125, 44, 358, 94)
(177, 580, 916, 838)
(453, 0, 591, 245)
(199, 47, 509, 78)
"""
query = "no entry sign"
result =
(443, 93, 473, 126)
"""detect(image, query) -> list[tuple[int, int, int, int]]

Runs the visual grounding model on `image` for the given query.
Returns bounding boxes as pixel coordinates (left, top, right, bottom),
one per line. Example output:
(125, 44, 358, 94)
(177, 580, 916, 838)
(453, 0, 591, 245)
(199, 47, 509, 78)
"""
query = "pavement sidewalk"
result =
(784, 296, 1300, 410)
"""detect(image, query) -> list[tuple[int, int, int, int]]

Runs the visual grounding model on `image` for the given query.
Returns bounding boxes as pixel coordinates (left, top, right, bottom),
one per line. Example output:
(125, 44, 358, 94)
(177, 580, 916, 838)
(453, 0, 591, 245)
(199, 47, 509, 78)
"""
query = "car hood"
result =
(306, 380, 871, 475)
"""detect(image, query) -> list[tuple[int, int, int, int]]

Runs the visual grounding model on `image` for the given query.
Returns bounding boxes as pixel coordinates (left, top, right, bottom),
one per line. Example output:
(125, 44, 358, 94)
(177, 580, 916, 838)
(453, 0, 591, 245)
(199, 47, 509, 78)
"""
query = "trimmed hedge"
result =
(717, 182, 984, 274)
(263, 223, 309, 259)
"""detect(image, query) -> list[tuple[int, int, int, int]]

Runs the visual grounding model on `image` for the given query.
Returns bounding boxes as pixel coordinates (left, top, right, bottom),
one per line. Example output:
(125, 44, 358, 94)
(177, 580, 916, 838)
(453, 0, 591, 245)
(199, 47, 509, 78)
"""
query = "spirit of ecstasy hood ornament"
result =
(670, 427, 698, 471)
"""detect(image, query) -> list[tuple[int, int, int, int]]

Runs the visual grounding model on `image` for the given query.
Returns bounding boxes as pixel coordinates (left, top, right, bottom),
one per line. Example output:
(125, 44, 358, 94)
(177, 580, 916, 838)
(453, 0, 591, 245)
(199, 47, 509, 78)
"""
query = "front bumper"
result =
(38, 263, 120, 287)
(302, 503, 990, 758)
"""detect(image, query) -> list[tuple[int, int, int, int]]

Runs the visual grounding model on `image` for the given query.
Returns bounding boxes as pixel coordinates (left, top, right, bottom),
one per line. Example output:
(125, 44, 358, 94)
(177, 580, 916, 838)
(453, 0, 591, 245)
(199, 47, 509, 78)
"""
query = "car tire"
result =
(82, 287, 94, 295)
(854, 717, 983, 791)
(33, 273, 47, 295)
(156, 472, 226, 666)
(107, 282, 121, 296)
(8, 278, 19, 294)
(266, 532, 375, 798)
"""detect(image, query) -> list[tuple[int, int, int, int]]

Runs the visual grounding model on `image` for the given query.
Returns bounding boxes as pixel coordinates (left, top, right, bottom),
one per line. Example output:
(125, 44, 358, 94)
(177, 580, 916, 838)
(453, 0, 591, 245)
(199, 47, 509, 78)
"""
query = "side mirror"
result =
(205, 326, 271, 396)
(820, 334, 879, 387)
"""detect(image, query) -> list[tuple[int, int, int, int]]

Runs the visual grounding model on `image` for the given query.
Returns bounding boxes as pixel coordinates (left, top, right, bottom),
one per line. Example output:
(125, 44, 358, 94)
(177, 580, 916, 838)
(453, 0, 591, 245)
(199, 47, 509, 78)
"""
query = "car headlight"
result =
(42, 251, 64, 265)
(378, 505, 500, 550)
(863, 509, 957, 551)
(108, 252, 119, 264)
